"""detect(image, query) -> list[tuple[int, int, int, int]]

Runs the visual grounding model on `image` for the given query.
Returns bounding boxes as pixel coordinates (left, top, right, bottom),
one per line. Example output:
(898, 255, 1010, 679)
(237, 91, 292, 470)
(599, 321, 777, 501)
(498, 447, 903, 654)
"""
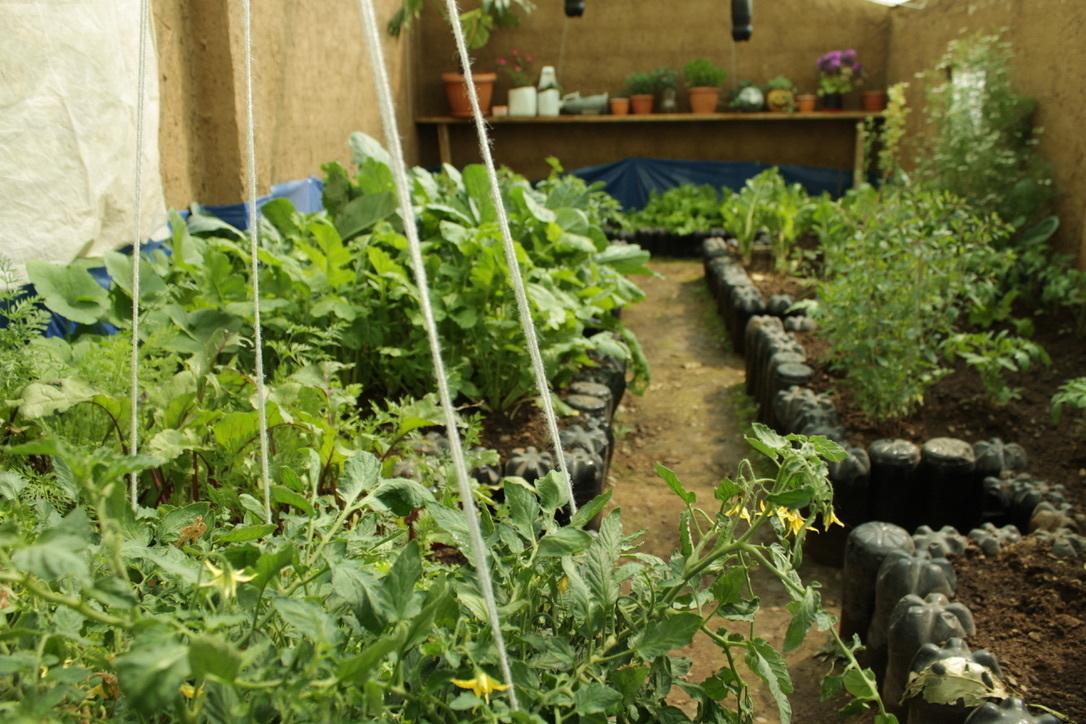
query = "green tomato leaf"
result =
(188, 635, 241, 683)
(537, 527, 593, 558)
(745, 637, 794, 724)
(655, 463, 696, 505)
(573, 682, 623, 715)
(116, 631, 190, 716)
(633, 612, 702, 660)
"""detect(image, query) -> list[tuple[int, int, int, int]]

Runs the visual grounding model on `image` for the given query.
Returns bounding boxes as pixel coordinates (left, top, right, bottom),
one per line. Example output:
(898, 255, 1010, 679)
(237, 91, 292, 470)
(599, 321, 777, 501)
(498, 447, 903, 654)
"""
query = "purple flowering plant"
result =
(817, 49, 864, 96)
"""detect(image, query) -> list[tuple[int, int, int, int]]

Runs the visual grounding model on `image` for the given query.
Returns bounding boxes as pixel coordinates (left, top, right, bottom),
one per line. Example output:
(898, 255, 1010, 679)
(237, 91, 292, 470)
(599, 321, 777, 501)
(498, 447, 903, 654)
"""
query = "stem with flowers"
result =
(496, 48, 536, 88)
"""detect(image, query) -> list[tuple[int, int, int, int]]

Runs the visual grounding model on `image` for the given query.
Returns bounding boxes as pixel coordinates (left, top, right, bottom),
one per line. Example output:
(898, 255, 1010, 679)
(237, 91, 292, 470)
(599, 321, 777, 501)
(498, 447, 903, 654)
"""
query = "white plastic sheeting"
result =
(0, 1, 166, 282)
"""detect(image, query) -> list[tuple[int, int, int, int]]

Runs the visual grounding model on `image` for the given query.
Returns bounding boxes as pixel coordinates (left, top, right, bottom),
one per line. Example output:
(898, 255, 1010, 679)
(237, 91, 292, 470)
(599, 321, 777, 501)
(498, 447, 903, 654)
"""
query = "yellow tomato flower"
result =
(822, 509, 845, 531)
(179, 683, 198, 699)
(726, 502, 752, 524)
(778, 509, 813, 537)
(199, 561, 255, 600)
(557, 576, 570, 594)
(451, 672, 510, 702)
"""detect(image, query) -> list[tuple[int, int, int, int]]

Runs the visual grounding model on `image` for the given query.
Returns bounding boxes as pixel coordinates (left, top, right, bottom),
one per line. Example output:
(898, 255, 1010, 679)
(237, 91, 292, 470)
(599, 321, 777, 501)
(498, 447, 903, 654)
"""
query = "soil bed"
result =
(742, 268, 1086, 512)
(955, 537, 1086, 721)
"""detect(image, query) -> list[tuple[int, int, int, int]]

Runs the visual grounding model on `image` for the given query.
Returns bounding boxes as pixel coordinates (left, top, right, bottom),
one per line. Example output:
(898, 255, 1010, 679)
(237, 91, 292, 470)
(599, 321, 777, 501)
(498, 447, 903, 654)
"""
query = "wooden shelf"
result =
(416, 111, 883, 125)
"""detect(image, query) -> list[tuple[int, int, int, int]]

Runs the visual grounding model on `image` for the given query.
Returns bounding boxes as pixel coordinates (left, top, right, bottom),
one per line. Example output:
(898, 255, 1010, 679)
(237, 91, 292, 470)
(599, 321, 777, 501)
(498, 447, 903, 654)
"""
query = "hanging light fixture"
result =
(564, 0, 585, 18)
(731, 0, 752, 41)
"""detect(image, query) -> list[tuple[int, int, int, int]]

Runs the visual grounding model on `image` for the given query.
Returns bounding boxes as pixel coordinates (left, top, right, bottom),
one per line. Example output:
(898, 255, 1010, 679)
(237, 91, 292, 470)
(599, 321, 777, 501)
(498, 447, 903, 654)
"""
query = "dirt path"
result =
(609, 259, 845, 723)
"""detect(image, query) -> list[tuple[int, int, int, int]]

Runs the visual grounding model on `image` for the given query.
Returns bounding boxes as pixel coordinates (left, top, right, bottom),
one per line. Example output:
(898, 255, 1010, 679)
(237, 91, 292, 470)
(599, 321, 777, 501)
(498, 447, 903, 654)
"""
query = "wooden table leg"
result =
(437, 123, 452, 166)
(853, 121, 866, 188)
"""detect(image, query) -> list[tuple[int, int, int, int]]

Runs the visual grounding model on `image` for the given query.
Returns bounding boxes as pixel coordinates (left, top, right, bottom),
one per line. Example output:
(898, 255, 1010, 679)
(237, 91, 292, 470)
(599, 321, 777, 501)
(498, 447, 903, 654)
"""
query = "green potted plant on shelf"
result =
(765, 75, 796, 112)
(625, 71, 657, 115)
(683, 57, 727, 114)
(388, 0, 535, 117)
(817, 49, 864, 111)
(652, 66, 680, 113)
(729, 80, 765, 112)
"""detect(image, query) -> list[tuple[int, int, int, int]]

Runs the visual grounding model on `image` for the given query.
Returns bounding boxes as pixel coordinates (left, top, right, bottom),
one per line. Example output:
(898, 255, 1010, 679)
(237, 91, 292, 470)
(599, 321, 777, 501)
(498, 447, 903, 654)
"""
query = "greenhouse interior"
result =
(3, 0, 1086, 721)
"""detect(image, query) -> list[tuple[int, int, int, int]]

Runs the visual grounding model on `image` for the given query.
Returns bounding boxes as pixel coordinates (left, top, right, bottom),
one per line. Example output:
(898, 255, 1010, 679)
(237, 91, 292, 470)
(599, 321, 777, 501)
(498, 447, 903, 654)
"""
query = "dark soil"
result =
(747, 270, 815, 302)
(794, 314, 1086, 513)
(480, 403, 550, 460)
(955, 538, 1086, 721)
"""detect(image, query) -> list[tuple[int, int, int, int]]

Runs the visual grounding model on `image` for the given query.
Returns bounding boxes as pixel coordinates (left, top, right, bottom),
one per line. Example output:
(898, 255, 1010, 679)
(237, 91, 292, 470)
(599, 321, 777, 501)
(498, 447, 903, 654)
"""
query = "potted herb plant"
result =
(729, 80, 765, 112)
(817, 49, 864, 111)
(683, 57, 727, 114)
(388, 0, 534, 117)
(765, 75, 797, 112)
(609, 93, 630, 116)
(498, 49, 536, 117)
(625, 72, 656, 115)
(652, 67, 680, 113)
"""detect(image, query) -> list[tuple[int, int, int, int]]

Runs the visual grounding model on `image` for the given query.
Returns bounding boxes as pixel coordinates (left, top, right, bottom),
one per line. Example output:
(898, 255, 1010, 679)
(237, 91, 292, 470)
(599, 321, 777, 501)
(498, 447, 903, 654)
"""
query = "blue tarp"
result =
(569, 157, 855, 210)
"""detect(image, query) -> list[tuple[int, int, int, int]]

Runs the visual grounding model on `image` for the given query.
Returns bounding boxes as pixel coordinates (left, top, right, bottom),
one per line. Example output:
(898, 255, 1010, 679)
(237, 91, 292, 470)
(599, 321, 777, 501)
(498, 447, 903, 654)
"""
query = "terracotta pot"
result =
(630, 94, 654, 115)
(796, 94, 817, 113)
(862, 89, 888, 112)
(609, 97, 630, 116)
(442, 71, 497, 118)
(687, 87, 720, 114)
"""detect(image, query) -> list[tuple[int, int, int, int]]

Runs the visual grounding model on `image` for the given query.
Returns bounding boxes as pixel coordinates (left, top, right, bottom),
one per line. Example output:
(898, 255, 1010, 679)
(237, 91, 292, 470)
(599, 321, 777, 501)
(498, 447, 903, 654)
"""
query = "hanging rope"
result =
(128, 0, 151, 512)
(356, 0, 519, 707)
(442, 0, 577, 516)
(241, 0, 274, 524)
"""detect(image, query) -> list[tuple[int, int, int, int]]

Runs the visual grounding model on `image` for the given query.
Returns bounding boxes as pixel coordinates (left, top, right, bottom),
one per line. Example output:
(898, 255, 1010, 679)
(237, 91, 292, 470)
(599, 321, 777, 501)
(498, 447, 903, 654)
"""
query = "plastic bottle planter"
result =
(774, 387, 842, 438)
(764, 362, 813, 429)
(767, 293, 796, 318)
(912, 525, 967, 560)
(701, 237, 734, 269)
(564, 447, 605, 505)
(967, 523, 1021, 557)
(563, 393, 610, 429)
(808, 446, 871, 566)
(757, 350, 806, 423)
(964, 698, 1061, 724)
(840, 521, 915, 641)
(973, 438, 1028, 479)
(576, 354, 627, 408)
(830, 446, 871, 527)
(728, 286, 767, 351)
(867, 550, 957, 674)
(559, 423, 609, 458)
(1029, 501, 1080, 533)
(1007, 476, 1068, 532)
(883, 593, 975, 709)
(569, 381, 614, 420)
(504, 447, 555, 483)
(903, 638, 1003, 724)
(868, 439, 924, 531)
(1034, 528, 1086, 558)
(743, 315, 784, 394)
(921, 438, 981, 533)
(784, 316, 817, 333)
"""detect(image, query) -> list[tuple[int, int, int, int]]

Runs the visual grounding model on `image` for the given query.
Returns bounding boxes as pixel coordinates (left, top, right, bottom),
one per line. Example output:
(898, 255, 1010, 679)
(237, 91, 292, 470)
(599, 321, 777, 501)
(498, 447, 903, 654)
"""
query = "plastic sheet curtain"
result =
(0, 1, 167, 282)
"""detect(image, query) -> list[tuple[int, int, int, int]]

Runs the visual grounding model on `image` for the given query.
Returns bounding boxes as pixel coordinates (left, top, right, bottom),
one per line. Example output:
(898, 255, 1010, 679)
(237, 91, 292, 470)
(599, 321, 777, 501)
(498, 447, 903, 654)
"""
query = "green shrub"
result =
(814, 187, 1015, 420)
(919, 32, 1053, 231)
(629, 184, 725, 234)
(942, 330, 1050, 406)
(683, 58, 727, 88)
(1052, 377, 1086, 436)
(625, 71, 656, 96)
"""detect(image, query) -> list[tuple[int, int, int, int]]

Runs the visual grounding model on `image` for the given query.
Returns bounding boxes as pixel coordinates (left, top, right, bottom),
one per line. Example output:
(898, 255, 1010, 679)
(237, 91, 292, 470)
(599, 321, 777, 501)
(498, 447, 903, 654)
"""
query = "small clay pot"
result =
(609, 97, 630, 116)
(630, 94, 654, 115)
(687, 87, 721, 114)
(862, 89, 888, 112)
(443, 71, 496, 118)
(796, 93, 817, 112)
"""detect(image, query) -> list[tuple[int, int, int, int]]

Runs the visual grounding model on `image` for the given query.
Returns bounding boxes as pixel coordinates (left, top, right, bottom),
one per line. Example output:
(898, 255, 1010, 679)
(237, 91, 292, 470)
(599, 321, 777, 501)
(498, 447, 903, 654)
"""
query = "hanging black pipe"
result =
(564, 0, 585, 17)
(732, 0, 752, 41)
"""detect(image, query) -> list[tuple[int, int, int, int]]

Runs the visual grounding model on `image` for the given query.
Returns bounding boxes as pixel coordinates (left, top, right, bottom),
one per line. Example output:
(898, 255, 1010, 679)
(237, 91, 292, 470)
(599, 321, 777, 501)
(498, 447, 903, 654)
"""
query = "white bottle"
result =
(537, 65, 561, 117)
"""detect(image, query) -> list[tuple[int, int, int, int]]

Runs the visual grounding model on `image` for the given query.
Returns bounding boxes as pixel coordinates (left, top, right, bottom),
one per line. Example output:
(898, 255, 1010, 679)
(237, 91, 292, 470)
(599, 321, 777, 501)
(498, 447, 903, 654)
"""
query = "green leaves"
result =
(26, 261, 109, 325)
(116, 631, 191, 715)
(632, 612, 702, 660)
(655, 463, 695, 505)
(189, 635, 242, 683)
(538, 527, 593, 558)
(12, 532, 89, 582)
(745, 638, 794, 724)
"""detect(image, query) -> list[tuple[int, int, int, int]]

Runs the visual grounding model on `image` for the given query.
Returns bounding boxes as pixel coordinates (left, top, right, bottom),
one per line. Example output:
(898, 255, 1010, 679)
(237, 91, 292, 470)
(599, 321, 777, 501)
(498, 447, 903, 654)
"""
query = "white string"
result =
(128, 0, 150, 512)
(356, 0, 519, 707)
(442, 0, 577, 516)
(241, 0, 274, 524)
